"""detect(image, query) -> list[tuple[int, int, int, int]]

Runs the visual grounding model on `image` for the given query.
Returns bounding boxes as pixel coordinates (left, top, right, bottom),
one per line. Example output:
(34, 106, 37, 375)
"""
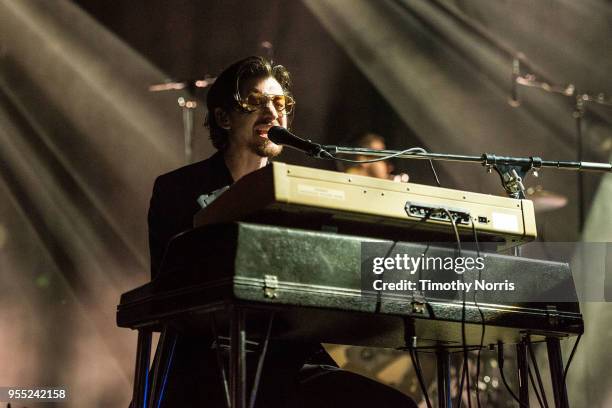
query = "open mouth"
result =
(254, 124, 274, 138)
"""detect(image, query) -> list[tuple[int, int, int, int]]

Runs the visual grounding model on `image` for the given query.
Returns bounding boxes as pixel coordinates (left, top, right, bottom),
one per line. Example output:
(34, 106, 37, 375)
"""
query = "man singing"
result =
(147, 56, 417, 407)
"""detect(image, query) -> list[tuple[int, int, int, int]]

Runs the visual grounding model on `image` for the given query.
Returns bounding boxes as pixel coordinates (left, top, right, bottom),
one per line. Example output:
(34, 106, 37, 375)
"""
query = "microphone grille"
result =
(267, 126, 288, 144)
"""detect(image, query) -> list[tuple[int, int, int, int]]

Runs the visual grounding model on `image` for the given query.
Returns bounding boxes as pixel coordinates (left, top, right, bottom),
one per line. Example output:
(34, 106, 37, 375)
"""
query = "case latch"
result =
(411, 291, 427, 314)
(264, 275, 279, 299)
(546, 305, 559, 327)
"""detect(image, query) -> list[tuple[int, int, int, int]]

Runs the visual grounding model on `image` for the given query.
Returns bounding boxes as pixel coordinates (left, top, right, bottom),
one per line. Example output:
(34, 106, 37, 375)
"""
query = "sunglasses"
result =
(238, 92, 295, 115)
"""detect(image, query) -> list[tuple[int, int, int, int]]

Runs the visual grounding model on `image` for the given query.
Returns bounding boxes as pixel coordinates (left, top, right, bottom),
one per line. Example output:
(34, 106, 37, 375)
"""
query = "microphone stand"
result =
(319, 145, 612, 200)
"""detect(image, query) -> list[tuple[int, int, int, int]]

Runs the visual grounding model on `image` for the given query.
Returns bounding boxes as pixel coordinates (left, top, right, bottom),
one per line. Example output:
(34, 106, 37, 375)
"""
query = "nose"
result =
(261, 99, 280, 122)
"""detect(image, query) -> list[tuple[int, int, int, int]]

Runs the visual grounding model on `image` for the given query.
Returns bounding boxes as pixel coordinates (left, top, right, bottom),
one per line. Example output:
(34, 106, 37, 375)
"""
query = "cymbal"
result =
(149, 78, 216, 92)
(526, 186, 568, 212)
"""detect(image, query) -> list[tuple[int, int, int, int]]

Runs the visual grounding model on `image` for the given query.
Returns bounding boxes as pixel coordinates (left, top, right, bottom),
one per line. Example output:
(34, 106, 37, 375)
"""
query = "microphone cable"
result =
(527, 338, 549, 408)
(497, 341, 529, 408)
(323, 147, 442, 186)
(563, 334, 582, 393)
(409, 347, 433, 408)
(470, 221, 486, 408)
(440, 209, 472, 408)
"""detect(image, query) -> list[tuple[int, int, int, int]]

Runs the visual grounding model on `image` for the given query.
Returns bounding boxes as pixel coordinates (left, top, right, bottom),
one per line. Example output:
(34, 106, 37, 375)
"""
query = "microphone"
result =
(268, 126, 326, 157)
(509, 56, 521, 107)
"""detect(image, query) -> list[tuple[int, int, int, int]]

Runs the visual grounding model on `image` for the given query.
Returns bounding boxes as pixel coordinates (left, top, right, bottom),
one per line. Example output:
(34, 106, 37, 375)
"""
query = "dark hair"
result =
(205, 56, 293, 150)
(349, 133, 385, 149)
(336, 132, 386, 171)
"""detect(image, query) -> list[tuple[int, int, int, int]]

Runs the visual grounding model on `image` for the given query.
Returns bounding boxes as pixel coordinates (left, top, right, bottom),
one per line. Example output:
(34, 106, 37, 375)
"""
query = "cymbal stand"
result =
(178, 95, 197, 164)
(511, 55, 612, 230)
(149, 77, 216, 164)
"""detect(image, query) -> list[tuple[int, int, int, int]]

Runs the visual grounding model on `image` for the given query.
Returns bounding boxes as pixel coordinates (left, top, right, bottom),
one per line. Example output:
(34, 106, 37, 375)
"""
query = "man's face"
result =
(225, 76, 287, 158)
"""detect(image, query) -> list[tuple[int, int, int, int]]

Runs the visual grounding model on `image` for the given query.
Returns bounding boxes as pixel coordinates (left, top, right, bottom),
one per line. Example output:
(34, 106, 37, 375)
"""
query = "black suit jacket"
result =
(148, 151, 233, 278)
(146, 151, 336, 406)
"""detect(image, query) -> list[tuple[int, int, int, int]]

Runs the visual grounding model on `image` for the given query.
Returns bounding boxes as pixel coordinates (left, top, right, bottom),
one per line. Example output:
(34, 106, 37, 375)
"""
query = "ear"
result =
(214, 108, 231, 130)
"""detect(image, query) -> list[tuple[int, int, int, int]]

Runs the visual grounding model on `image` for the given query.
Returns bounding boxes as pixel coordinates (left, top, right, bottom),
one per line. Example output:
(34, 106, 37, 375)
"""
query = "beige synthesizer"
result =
(194, 162, 537, 250)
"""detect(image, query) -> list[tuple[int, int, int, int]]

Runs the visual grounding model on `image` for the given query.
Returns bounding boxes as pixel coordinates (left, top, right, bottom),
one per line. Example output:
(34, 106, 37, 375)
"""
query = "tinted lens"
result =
(245, 92, 268, 110)
(280, 95, 295, 114)
(271, 95, 286, 112)
(241, 92, 295, 114)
